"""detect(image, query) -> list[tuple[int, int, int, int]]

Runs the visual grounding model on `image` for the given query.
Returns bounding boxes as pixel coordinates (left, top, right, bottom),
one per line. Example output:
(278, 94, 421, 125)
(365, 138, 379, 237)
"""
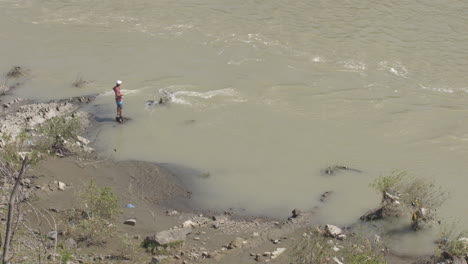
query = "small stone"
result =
(47, 231, 57, 241)
(227, 237, 243, 249)
(57, 181, 66, 191)
(255, 255, 265, 262)
(123, 219, 136, 226)
(332, 257, 344, 264)
(252, 232, 260, 237)
(134, 235, 141, 240)
(325, 224, 343, 238)
(272, 239, 280, 244)
(166, 210, 179, 216)
(263, 252, 271, 257)
(212, 223, 220, 229)
(374, 235, 381, 243)
(151, 255, 168, 263)
(182, 220, 197, 228)
(76, 136, 90, 145)
(193, 237, 200, 241)
(64, 238, 77, 249)
(271, 248, 286, 259)
(337, 234, 346, 240)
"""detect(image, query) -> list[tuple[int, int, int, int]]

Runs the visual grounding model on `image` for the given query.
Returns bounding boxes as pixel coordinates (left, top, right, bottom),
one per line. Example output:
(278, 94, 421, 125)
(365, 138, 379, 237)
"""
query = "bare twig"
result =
(2, 157, 28, 264)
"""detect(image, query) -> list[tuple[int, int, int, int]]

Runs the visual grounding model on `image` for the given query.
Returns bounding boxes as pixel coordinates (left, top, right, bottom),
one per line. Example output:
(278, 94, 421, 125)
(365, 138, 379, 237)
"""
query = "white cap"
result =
(116, 80, 122, 85)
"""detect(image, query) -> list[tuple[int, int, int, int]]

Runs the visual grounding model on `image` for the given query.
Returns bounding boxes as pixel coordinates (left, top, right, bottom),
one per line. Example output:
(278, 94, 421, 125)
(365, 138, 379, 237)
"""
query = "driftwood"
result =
(2, 157, 28, 264)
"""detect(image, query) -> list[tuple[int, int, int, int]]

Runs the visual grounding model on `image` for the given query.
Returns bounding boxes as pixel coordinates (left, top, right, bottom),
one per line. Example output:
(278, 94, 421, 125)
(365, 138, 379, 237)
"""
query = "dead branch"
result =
(2, 157, 28, 264)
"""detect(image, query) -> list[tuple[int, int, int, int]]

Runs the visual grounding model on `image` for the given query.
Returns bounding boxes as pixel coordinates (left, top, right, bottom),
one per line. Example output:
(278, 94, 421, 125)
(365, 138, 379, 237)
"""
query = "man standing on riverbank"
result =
(113, 80, 124, 123)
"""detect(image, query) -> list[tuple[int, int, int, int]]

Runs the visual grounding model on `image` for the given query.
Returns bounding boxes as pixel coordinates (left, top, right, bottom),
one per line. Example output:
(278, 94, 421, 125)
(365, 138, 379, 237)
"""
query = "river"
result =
(1, 0, 468, 255)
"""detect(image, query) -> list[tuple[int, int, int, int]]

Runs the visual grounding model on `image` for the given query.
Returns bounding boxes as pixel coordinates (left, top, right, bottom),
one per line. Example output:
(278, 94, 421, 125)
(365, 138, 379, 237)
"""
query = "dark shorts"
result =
(116, 101, 123, 109)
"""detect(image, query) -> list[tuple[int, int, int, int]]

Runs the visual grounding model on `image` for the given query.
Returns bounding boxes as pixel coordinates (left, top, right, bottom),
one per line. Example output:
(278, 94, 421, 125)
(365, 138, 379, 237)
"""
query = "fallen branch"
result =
(2, 157, 28, 264)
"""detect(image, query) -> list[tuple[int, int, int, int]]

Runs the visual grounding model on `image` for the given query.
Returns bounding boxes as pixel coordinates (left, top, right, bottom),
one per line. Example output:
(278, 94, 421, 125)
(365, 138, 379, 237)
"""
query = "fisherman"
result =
(113, 80, 124, 123)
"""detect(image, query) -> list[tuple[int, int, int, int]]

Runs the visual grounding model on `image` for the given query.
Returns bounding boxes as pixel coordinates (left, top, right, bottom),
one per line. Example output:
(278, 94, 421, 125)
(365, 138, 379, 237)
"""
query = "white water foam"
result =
(145, 87, 239, 107)
(419, 84, 454, 94)
(337, 60, 367, 72)
(379, 61, 409, 78)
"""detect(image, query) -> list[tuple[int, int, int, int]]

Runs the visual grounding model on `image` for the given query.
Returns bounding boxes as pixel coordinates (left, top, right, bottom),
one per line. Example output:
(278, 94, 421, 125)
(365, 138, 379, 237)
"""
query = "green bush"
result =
(66, 180, 120, 246)
(39, 116, 81, 142)
(81, 179, 120, 219)
(369, 171, 405, 194)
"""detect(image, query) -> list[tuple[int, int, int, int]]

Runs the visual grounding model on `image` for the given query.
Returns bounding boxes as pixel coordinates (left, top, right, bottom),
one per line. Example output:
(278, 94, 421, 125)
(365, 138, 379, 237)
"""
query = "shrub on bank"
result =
(66, 179, 120, 246)
(290, 227, 387, 264)
(367, 172, 448, 230)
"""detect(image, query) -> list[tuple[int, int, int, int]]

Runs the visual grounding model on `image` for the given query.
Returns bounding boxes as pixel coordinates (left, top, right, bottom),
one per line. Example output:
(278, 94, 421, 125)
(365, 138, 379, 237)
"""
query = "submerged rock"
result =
(291, 209, 302, 218)
(323, 165, 362, 175)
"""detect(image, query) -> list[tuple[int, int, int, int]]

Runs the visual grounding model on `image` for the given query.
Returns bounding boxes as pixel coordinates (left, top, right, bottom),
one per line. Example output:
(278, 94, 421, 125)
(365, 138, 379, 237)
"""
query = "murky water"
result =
(1, 0, 468, 254)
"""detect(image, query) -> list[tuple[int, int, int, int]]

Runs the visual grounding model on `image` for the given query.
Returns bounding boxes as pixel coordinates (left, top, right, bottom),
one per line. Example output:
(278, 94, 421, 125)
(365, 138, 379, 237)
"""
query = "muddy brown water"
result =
(1, 0, 468, 256)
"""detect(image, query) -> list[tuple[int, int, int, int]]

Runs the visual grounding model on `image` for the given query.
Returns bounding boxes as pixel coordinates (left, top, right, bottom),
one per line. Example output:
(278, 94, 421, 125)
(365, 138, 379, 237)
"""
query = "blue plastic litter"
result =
(125, 204, 135, 208)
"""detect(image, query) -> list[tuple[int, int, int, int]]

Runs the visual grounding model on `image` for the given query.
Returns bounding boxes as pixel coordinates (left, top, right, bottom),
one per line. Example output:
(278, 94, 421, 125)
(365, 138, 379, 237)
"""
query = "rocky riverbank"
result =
(0, 95, 466, 264)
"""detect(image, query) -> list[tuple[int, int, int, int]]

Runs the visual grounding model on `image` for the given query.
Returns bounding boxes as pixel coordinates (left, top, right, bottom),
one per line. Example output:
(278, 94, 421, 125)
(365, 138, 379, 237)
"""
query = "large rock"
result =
(325, 224, 343, 238)
(146, 227, 192, 246)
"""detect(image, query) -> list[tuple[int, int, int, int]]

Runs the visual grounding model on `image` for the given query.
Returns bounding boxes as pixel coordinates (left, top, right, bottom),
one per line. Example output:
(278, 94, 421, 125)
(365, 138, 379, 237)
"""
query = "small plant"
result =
(0, 131, 41, 172)
(59, 248, 74, 262)
(369, 171, 405, 194)
(346, 250, 386, 264)
(81, 179, 120, 219)
(66, 180, 120, 246)
(367, 172, 448, 230)
(118, 234, 139, 260)
(436, 223, 468, 258)
(38, 115, 82, 155)
(290, 227, 387, 264)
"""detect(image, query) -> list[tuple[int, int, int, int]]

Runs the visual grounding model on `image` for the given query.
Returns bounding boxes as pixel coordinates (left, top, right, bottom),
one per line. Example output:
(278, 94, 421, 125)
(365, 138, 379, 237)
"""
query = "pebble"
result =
(123, 219, 136, 226)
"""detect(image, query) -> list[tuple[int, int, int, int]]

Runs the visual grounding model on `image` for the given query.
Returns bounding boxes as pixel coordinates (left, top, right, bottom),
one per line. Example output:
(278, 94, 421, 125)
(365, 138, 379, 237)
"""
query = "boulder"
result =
(146, 227, 192, 246)
(325, 224, 343, 238)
